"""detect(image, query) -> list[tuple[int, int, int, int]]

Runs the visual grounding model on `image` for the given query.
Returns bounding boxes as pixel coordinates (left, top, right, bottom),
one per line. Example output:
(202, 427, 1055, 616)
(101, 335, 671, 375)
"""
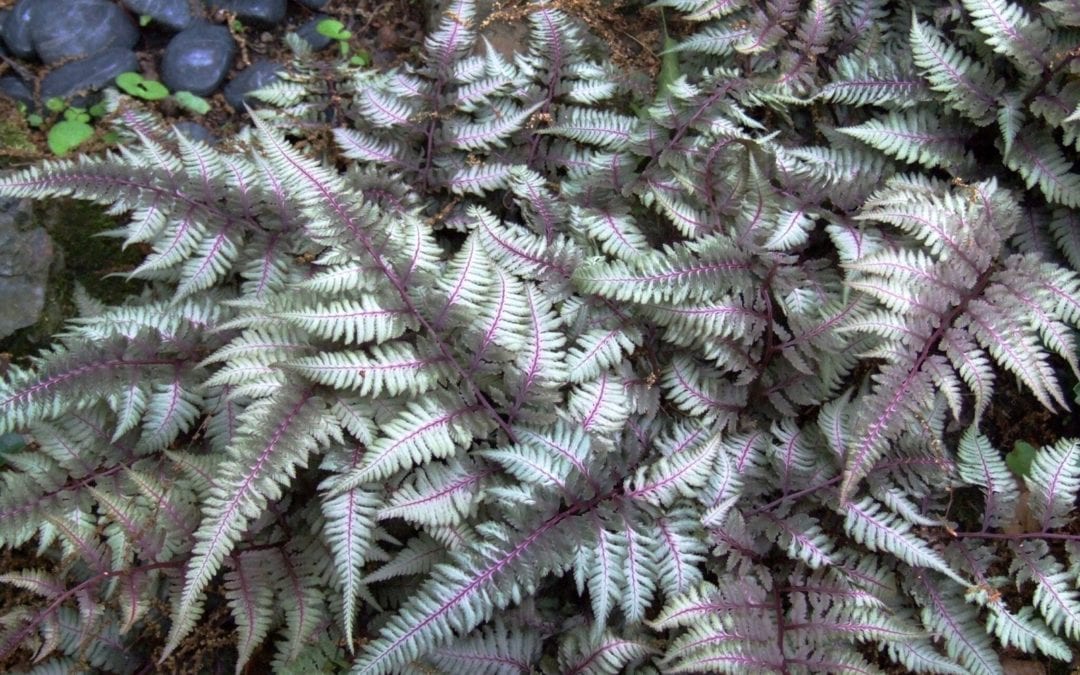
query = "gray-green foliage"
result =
(2, 0, 1080, 673)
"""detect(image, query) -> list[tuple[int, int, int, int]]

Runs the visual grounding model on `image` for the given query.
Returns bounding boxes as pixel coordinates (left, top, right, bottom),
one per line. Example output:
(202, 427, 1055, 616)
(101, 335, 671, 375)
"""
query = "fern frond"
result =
(1024, 437, 1080, 530)
(163, 391, 336, 659)
(1012, 540, 1080, 641)
(352, 513, 578, 674)
(379, 458, 487, 527)
(838, 109, 970, 170)
(961, 0, 1050, 75)
(285, 344, 449, 397)
(912, 575, 1003, 675)
(955, 428, 1018, 529)
(909, 15, 1002, 126)
(426, 620, 542, 675)
(557, 629, 654, 675)
(1003, 126, 1080, 208)
(843, 497, 968, 586)
(336, 395, 490, 487)
(573, 238, 751, 304)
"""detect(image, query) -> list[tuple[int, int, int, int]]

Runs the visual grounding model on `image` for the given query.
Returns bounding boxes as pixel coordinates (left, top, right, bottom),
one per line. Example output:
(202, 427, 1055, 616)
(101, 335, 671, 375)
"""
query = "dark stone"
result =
(160, 23, 235, 95)
(2, 0, 41, 60)
(294, 0, 329, 7)
(223, 59, 282, 109)
(0, 199, 55, 340)
(295, 14, 333, 51)
(30, 0, 139, 64)
(205, 0, 285, 27)
(0, 76, 34, 107)
(41, 48, 138, 102)
(173, 120, 215, 143)
(121, 0, 198, 31)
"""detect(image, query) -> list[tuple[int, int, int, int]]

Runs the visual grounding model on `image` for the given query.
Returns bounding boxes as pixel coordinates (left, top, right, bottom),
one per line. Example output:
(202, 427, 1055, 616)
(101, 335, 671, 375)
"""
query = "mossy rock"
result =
(0, 199, 145, 358)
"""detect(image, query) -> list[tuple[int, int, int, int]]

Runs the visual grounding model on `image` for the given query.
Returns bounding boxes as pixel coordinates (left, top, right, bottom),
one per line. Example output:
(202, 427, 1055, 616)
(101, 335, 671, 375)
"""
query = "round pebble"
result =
(30, 0, 139, 65)
(174, 120, 215, 144)
(223, 59, 283, 110)
(205, 0, 286, 27)
(2, 0, 42, 60)
(161, 22, 236, 96)
(121, 0, 199, 32)
(0, 76, 34, 107)
(41, 47, 138, 102)
(296, 14, 334, 51)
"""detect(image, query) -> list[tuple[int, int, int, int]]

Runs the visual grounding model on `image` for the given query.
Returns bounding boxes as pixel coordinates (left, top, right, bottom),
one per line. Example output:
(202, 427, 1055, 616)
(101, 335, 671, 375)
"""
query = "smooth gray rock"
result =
(0, 200, 55, 340)
(41, 48, 138, 101)
(121, 0, 198, 31)
(0, 76, 33, 107)
(30, 0, 139, 64)
(161, 23, 235, 96)
(296, 14, 333, 51)
(223, 59, 281, 109)
(2, 0, 41, 60)
(205, 0, 285, 27)
(294, 0, 329, 7)
(174, 120, 215, 143)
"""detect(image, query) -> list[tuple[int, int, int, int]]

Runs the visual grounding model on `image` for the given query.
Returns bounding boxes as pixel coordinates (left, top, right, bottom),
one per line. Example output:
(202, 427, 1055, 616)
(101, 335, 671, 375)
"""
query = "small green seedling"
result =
(139, 14, 152, 27)
(316, 18, 370, 65)
(116, 72, 170, 101)
(174, 91, 211, 115)
(48, 118, 93, 155)
(1006, 440, 1037, 478)
(37, 99, 98, 155)
(317, 18, 352, 44)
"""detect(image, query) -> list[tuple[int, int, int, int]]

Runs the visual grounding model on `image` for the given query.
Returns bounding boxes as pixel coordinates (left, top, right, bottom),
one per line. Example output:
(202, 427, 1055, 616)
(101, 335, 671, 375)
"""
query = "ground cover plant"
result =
(2, 0, 1080, 672)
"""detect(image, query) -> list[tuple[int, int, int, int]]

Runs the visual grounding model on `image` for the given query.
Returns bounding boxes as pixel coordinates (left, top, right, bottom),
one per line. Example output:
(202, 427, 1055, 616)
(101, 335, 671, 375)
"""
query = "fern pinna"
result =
(2, 0, 1080, 672)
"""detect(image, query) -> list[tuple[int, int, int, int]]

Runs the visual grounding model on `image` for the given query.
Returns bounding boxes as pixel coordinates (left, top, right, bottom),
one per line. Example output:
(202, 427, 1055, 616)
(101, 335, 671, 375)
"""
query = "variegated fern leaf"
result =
(2, 0, 1080, 673)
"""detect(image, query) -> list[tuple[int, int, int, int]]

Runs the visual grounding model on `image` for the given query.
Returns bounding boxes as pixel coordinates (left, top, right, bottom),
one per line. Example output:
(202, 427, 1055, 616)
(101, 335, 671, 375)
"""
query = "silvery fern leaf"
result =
(651, 0, 747, 22)
(817, 53, 929, 107)
(837, 109, 971, 170)
(573, 205, 649, 260)
(961, 0, 1051, 76)
(271, 295, 414, 345)
(909, 15, 1002, 126)
(164, 391, 337, 658)
(319, 446, 381, 650)
(448, 100, 544, 151)
(1024, 437, 1080, 530)
(625, 432, 719, 507)
(378, 458, 486, 527)
(557, 629, 654, 674)
(911, 576, 1003, 675)
(843, 497, 968, 586)
(538, 108, 639, 150)
(285, 344, 450, 397)
(352, 514, 579, 674)
(224, 549, 279, 671)
(1002, 126, 1080, 207)
(425, 620, 543, 675)
(982, 600, 1072, 662)
(573, 237, 751, 304)
(566, 326, 642, 383)
(956, 428, 1019, 529)
(1011, 540, 1080, 641)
